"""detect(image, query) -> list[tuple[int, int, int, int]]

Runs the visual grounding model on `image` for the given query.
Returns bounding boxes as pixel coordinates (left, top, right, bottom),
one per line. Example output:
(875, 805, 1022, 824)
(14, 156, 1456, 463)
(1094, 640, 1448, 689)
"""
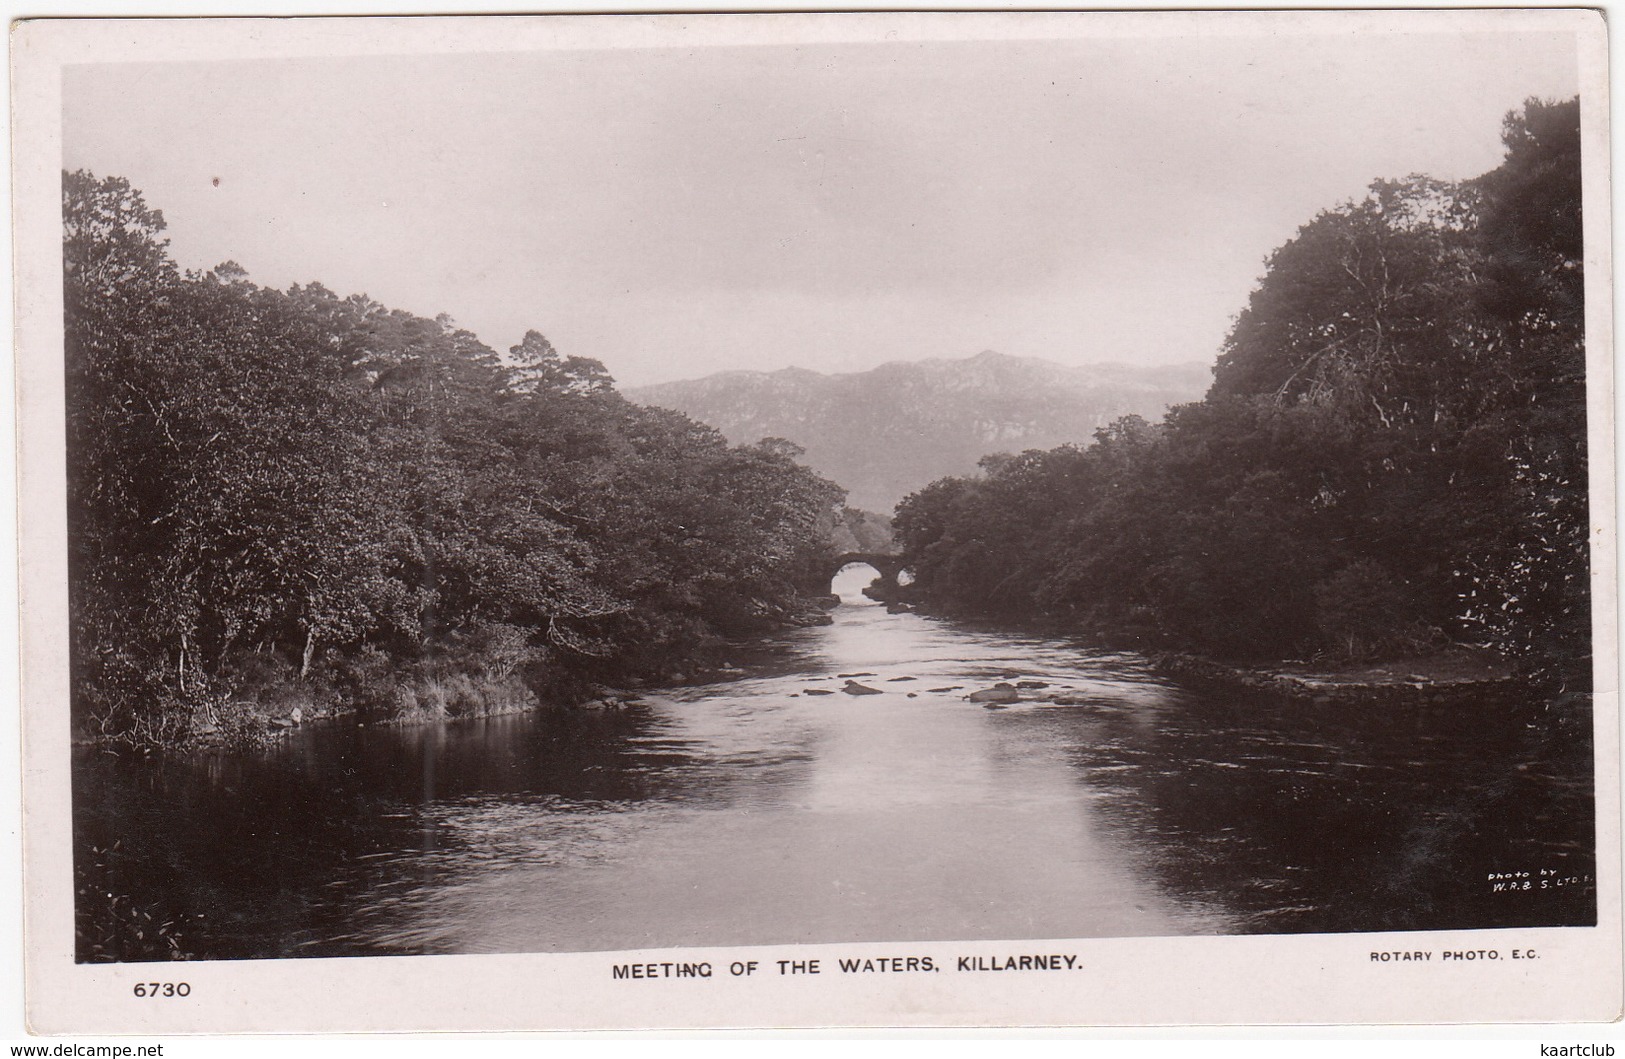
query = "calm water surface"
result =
(75, 567, 1595, 960)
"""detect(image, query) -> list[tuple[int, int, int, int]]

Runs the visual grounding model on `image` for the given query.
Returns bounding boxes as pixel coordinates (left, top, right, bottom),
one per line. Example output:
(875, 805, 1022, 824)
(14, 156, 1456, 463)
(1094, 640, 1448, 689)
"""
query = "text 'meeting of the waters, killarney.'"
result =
(612, 954, 1083, 978)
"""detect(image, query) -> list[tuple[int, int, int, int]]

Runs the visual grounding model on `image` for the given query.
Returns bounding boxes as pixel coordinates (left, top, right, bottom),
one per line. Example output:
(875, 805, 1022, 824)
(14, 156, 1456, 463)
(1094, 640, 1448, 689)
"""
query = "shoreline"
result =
(71, 654, 776, 753)
(75, 613, 1554, 755)
(73, 600, 841, 753)
(873, 594, 1553, 711)
(1148, 652, 1536, 709)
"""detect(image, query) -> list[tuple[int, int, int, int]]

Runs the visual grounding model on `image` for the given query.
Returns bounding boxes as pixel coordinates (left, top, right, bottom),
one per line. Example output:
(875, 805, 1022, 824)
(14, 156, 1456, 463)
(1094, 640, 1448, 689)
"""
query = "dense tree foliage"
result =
(895, 99, 1589, 681)
(66, 172, 844, 741)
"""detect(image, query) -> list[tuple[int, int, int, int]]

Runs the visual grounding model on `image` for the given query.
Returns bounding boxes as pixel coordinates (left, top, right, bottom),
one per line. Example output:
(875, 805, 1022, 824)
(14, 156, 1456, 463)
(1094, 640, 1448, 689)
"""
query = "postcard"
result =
(12, 9, 1619, 1032)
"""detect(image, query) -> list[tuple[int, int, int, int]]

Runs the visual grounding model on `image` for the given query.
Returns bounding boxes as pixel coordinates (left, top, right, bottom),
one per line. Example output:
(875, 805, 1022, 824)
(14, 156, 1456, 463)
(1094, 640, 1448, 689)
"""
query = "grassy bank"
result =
(77, 602, 843, 752)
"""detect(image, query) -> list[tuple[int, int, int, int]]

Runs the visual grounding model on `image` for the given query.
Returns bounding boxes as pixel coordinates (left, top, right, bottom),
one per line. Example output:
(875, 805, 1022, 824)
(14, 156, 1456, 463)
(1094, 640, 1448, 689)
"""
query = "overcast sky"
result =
(62, 28, 1579, 387)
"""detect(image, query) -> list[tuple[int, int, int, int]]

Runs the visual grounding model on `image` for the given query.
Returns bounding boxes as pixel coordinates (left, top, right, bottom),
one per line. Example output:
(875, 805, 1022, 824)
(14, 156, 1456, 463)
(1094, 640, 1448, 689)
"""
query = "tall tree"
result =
(66, 170, 852, 736)
(894, 98, 1588, 672)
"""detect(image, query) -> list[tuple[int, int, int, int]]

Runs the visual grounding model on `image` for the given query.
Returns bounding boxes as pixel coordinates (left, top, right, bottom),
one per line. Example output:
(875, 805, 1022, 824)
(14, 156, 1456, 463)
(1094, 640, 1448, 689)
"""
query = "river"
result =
(73, 565, 1595, 961)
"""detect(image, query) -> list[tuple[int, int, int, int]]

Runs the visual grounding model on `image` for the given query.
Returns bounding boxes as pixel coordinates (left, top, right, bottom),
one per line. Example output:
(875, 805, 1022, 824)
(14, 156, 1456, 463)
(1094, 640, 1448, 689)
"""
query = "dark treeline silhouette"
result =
(894, 99, 1587, 679)
(66, 172, 844, 746)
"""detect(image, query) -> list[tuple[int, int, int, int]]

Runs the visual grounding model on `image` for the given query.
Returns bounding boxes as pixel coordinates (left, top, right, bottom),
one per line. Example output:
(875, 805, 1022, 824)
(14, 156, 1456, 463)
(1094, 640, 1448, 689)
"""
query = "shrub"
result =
(1314, 560, 1421, 660)
(321, 644, 399, 715)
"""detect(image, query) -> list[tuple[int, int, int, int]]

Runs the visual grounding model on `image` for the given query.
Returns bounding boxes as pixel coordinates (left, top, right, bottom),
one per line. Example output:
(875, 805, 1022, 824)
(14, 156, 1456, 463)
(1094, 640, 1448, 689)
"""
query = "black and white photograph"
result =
(12, 9, 1619, 1032)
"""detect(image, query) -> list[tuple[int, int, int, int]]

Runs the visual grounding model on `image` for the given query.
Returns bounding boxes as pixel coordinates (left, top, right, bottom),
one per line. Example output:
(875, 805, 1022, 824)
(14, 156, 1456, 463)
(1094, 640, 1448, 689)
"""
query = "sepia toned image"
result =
(13, 9, 1619, 1032)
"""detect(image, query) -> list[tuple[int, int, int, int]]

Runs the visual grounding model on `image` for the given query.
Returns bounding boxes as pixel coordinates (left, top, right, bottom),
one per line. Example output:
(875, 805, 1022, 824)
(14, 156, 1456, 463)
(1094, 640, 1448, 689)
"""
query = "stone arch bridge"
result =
(825, 552, 909, 594)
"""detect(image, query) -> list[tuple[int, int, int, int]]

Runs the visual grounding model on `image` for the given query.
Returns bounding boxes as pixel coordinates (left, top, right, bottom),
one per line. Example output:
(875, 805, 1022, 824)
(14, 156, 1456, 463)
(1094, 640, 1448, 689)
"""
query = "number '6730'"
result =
(133, 982, 189, 998)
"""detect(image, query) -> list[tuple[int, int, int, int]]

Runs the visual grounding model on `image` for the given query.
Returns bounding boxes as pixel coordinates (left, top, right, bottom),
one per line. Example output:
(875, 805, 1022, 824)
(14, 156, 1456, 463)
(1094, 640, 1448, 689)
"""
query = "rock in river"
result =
(804, 689, 835, 696)
(843, 681, 884, 696)
(967, 683, 1020, 703)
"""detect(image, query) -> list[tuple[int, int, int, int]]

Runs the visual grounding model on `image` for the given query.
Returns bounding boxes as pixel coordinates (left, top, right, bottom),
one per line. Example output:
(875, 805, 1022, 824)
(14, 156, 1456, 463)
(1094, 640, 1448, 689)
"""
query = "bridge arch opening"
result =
(830, 562, 884, 606)
(823, 551, 909, 600)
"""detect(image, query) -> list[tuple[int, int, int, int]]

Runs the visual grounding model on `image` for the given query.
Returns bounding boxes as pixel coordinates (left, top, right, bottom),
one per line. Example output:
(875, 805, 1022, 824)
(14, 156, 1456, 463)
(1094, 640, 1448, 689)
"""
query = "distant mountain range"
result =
(625, 351, 1211, 513)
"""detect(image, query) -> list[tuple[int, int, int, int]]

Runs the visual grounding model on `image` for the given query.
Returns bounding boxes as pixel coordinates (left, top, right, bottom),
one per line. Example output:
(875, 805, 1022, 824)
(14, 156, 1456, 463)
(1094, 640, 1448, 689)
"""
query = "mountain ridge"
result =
(626, 351, 1212, 512)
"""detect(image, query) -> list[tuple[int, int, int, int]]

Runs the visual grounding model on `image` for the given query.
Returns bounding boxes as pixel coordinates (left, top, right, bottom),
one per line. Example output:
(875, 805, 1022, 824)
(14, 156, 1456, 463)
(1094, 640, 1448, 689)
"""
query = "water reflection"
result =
(1024, 685, 1595, 933)
(74, 566, 1594, 960)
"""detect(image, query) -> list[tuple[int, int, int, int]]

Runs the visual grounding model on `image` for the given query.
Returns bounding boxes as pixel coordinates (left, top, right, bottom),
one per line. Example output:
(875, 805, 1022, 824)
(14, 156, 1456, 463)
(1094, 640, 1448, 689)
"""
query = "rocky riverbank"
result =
(90, 629, 857, 752)
(74, 592, 848, 754)
(1150, 649, 1532, 708)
